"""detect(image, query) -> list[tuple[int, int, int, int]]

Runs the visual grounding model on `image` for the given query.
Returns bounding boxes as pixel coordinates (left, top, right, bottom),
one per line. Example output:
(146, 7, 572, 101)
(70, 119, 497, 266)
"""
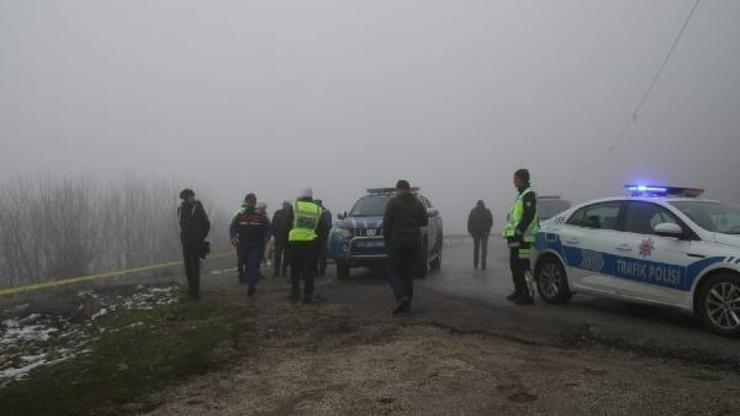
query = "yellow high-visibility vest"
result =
(289, 201, 322, 242)
(503, 187, 538, 243)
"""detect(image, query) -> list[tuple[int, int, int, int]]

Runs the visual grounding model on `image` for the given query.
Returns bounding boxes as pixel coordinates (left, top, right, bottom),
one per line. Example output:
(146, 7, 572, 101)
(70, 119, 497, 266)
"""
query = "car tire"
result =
(337, 262, 350, 280)
(697, 273, 740, 337)
(429, 236, 442, 271)
(535, 257, 572, 304)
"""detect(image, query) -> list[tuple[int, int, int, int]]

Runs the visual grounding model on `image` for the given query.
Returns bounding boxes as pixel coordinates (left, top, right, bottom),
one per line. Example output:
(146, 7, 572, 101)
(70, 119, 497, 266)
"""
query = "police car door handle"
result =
(564, 238, 580, 245)
(616, 244, 632, 252)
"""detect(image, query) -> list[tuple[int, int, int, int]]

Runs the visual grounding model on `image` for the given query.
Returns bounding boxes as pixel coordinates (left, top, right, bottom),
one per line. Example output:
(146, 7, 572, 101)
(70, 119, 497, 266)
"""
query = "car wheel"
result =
(429, 238, 442, 271)
(535, 257, 572, 304)
(698, 273, 740, 336)
(429, 254, 441, 271)
(337, 262, 350, 280)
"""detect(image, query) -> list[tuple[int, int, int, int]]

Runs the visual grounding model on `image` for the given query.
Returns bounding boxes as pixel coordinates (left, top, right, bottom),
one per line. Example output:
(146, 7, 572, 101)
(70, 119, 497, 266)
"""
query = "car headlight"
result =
(333, 227, 352, 239)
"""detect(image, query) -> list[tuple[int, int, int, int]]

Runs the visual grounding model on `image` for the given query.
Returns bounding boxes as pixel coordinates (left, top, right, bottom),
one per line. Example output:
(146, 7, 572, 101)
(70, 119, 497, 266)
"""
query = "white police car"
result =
(533, 185, 740, 336)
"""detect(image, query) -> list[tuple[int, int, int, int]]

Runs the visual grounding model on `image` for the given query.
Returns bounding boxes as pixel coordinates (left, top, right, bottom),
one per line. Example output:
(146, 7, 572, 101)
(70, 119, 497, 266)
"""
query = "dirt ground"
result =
(139, 277, 740, 416)
(3, 247, 740, 415)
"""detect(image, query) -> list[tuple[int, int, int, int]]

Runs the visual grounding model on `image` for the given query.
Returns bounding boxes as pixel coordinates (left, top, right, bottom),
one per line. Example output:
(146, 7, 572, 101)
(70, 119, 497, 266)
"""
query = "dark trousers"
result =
(509, 240, 533, 299)
(388, 239, 420, 302)
(240, 242, 263, 290)
(317, 241, 328, 276)
(236, 247, 247, 282)
(472, 232, 489, 268)
(182, 243, 201, 297)
(274, 243, 289, 276)
(290, 243, 318, 298)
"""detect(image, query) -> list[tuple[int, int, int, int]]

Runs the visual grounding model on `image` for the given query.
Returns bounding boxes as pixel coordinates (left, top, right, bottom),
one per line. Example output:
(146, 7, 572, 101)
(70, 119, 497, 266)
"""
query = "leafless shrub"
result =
(0, 175, 228, 288)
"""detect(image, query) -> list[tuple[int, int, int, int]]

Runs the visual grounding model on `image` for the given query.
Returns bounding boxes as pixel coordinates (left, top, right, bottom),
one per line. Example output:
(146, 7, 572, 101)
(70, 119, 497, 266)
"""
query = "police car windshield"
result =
(669, 201, 740, 234)
(349, 196, 389, 217)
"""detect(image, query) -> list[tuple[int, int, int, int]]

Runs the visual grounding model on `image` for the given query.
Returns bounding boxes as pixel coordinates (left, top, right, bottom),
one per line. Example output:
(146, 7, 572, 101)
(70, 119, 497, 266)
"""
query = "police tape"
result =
(0, 251, 236, 297)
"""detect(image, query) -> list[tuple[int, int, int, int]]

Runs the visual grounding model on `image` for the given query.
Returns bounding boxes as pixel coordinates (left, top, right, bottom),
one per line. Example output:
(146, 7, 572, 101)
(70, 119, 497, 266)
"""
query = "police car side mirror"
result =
(654, 223, 684, 238)
(427, 209, 439, 217)
(337, 212, 346, 220)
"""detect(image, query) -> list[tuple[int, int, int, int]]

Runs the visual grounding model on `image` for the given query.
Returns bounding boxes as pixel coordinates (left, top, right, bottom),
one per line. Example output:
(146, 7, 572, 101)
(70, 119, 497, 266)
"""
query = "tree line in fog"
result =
(0, 175, 228, 287)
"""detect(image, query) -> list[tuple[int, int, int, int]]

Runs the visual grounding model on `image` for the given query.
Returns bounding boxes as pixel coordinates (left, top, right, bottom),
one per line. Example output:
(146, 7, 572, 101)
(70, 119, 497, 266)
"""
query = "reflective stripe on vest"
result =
(289, 201, 322, 242)
(503, 187, 538, 243)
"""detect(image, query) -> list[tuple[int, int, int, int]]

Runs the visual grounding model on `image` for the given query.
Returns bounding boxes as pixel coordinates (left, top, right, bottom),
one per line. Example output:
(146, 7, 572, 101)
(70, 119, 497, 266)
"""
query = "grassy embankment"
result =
(1, 296, 244, 416)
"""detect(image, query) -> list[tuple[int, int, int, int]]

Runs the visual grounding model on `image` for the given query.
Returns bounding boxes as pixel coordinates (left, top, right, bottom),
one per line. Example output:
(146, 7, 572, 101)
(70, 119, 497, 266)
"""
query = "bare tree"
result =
(0, 174, 229, 288)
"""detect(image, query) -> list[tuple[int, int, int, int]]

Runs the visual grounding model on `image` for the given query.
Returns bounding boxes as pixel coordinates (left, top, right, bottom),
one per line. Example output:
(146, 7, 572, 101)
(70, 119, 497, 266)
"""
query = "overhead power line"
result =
(607, 0, 701, 152)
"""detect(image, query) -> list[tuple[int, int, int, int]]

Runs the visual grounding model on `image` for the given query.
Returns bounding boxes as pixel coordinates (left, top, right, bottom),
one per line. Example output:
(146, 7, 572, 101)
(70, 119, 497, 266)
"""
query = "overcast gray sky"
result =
(1, 0, 738, 232)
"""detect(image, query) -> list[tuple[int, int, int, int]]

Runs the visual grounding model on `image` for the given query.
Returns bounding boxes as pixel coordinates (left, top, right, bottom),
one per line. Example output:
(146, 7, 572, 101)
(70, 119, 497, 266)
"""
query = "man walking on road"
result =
(271, 201, 292, 277)
(314, 199, 332, 277)
(468, 200, 493, 270)
(503, 169, 538, 305)
(233, 200, 249, 283)
(230, 193, 270, 297)
(178, 189, 211, 300)
(383, 180, 428, 314)
(288, 188, 330, 304)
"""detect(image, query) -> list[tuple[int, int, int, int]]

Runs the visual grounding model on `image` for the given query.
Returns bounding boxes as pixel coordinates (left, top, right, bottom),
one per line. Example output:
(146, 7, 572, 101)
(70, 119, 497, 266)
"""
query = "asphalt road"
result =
(271, 239, 740, 372)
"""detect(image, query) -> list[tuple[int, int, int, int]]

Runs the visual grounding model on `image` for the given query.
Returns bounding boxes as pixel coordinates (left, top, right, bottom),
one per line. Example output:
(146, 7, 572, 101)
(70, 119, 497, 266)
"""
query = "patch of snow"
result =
(91, 308, 109, 320)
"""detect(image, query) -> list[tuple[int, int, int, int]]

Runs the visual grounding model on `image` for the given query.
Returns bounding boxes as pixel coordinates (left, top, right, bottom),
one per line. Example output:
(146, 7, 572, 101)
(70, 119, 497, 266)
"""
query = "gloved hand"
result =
(230, 237, 239, 247)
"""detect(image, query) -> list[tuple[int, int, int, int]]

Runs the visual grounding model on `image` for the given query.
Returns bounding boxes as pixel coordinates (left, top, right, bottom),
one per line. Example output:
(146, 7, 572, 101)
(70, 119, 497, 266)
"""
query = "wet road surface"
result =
(314, 239, 740, 370)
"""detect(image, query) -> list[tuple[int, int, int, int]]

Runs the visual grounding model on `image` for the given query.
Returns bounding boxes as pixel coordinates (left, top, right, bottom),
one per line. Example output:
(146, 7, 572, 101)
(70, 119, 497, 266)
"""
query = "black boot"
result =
(506, 292, 519, 301)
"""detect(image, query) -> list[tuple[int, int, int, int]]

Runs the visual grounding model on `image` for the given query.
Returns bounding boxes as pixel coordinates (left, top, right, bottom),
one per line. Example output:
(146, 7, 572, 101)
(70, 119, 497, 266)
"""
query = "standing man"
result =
(271, 201, 293, 277)
(503, 169, 538, 305)
(230, 193, 270, 297)
(383, 180, 428, 314)
(255, 202, 272, 270)
(233, 200, 248, 283)
(178, 189, 211, 300)
(467, 200, 493, 270)
(314, 199, 332, 277)
(288, 188, 330, 304)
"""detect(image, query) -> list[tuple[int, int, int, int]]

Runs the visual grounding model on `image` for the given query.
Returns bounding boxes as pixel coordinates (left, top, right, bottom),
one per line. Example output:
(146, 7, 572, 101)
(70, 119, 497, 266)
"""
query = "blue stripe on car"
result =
(535, 232, 725, 292)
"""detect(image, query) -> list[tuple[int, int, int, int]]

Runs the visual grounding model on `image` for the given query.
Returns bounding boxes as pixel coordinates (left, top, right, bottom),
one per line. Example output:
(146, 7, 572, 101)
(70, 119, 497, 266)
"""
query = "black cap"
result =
(396, 179, 410, 191)
(244, 193, 256, 203)
(179, 189, 195, 200)
(514, 169, 530, 183)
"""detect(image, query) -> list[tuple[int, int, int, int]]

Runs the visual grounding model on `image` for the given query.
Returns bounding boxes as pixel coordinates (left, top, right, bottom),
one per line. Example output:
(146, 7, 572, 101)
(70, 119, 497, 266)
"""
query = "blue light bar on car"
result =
(625, 184, 704, 198)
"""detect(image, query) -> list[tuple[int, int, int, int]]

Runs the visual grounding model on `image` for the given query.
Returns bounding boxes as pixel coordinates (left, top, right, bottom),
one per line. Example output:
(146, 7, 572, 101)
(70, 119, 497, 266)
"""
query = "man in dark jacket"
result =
(271, 201, 292, 277)
(233, 201, 248, 283)
(178, 189, 211, 300)
(467, 200, 493, 270)
(314, 199, 332, 277)
(383, 180, 428, 314)
(230, 193, 270, 297)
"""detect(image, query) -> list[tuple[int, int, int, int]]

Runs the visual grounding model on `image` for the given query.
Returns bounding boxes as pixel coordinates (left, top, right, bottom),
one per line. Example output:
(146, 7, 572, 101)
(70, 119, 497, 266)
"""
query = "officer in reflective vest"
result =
(503, 169, 538, 305)
(288, 187, 330, 304)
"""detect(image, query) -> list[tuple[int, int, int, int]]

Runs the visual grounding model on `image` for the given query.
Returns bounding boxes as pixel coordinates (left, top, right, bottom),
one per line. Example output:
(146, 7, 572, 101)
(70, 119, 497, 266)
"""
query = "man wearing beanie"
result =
(177, 189, 211, 300)
(287, 188, 331, 304)
(503, 169, 539, 305)
(383, 180, 428, 314)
